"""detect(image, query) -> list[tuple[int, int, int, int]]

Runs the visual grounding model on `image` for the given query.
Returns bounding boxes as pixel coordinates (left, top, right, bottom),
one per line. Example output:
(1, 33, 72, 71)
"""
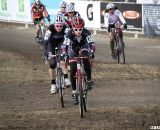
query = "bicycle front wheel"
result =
(82, 77, 87, 112)
(119, 49, 125, 64)
(77, 75, 84, 118)
(117, 41, 125, 64)
(57, 68, 64, 108)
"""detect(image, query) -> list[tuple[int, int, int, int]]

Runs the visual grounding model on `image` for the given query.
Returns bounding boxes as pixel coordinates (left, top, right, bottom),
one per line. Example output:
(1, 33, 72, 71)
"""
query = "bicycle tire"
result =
(82, 77, 87, 112)
(79, 89, 84, 118)
(117, 40, 125, 64)
(57, 68, 64, 108)
(119, 49, 125, 64)
(59, 71, 64, 108)
(114, 40, 119, 63)
(77, 75, 84, 118)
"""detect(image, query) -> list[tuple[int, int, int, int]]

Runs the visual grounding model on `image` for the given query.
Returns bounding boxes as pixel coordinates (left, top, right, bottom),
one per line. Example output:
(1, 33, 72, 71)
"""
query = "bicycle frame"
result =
(110, 24, 125, 64)
(49, 48, 65, 107)
(69, 56, 92, 117)
(35, 20, 45, 45)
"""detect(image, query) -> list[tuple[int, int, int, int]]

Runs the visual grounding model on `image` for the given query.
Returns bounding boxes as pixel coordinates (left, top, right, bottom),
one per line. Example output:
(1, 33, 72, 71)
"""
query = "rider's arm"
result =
(104, 13, 109, 29)
(44, 25, 53, 49)
(61, 30, 72, 54)
(115, 9, 126, 25)
(31, 5, 35, 21)
(41, 4, 50, 20)
(104, 13, 111, 32)
(86, 34, 95, 52)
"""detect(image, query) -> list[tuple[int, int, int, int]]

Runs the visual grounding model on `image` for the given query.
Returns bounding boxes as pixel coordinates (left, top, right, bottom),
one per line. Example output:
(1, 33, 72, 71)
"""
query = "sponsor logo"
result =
(123, 11, 141, 19)
(87, 4, 93, 21)
(157, 19, 160, 29)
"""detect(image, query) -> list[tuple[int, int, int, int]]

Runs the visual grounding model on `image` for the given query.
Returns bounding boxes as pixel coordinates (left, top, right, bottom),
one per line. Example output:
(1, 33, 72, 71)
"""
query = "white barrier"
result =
(74, 1, 101, 29)
(0, 0, 31, 22)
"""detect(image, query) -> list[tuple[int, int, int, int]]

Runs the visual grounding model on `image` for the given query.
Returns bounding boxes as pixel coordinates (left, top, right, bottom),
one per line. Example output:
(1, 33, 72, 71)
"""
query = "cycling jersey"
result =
(104, 9, 126, 28)
(31, 3, 49, 20)
(44, 24, 67, 49)
(64, 11, 81, 28)
(62, 28, 95, 54)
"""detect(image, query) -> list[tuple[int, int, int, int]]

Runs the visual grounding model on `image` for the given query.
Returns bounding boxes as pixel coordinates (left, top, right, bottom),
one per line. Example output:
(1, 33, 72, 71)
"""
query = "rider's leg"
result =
(109, 32, 115, 58)
(80, 47, 94, 90)
(118, 28, 125, 47)
(70, 61, 78, 105)
(35, 24, 40, 38)
(59, 43, 71, 87)
(61, 61, 71, 87)
(49, 57, 57, 94)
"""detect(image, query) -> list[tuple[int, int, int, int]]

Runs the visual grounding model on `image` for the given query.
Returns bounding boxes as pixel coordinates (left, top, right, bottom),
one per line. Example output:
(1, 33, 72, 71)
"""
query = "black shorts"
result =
(109, 24, 115, 28)
(34, 16, 44, 25)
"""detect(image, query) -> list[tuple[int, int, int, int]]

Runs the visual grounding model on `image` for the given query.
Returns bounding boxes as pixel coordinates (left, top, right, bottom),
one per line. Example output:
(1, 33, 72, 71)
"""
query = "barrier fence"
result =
(0, 0, 160, 36)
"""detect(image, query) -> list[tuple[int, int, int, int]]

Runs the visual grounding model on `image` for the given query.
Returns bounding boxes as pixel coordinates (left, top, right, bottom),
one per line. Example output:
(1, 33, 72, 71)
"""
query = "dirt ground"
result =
(0, 26, 160, 130)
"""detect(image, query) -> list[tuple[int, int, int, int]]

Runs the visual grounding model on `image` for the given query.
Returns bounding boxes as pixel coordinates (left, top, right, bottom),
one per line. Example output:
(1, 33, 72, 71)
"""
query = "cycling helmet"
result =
(54, 14, 64, 24)
(59, 1, 67, 8)
(35, 0, 41, 5)
(72, 16, 85, 28)
(106, 3, 115, 10)
(67, 3, 75, 13)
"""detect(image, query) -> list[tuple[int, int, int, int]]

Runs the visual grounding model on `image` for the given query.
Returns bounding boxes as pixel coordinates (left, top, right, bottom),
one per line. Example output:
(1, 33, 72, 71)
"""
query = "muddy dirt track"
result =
(0, 26, 160, 130)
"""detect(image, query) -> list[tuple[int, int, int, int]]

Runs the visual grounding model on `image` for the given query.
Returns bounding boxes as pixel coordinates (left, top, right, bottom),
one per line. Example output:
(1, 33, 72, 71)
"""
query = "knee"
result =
(50, 63, 56, 69)
(80, 49, 89, 57)
(49, 58, 56, 69)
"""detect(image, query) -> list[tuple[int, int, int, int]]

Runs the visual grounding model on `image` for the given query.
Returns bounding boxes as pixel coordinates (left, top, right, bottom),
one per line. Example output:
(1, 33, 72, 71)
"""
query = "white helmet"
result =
(67, 3, 75, 13)
(106, 3, 115, 10)
(59, 1, 67, 8)
(35, 0, 40, 4)
(54, 14, 64, 24)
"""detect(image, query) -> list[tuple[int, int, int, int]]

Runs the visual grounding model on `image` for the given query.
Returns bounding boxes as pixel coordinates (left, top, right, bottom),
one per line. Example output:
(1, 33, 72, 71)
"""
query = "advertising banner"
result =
(0, 0, 31, 22)
(137, 0, 160, 4)
(74, 1, 101, 29)
(143, 4, 160, 36)
(101, 2, 142, 30)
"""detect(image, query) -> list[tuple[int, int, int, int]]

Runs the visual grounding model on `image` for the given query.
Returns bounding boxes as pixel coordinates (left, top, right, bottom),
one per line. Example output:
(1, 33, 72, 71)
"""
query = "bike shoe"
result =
(111, 53, 116, 59)
(51, 84, 57, 94)
(72, 94, 78, 105)
(64, 78, 71, 88)
(86, 80, 94, 91)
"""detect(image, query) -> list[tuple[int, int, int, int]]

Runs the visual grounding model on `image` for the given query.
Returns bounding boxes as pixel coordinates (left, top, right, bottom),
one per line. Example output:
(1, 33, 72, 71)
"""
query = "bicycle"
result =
(69, 52, 93, 118)
(110, 22, 125, 64)
(35, 20, 45, 45)
(49, 47, 66, 108)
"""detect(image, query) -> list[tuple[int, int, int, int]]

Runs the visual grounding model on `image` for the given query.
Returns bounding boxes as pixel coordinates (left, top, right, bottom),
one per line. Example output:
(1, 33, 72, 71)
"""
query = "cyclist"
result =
(104, 3, 127, 59)
(44, 14, 71, 94)
(61, 16, 95, 105)
(57, 1, 67, 16)
(64, 3, 81, 29)
(31, 0, 51, 40)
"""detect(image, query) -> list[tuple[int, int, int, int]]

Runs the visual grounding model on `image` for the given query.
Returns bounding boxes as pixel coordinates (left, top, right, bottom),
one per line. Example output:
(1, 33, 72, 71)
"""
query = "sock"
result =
(110, 41, 114, 54)
(51, 80, 55, 85)
(64, 74, 68, 79)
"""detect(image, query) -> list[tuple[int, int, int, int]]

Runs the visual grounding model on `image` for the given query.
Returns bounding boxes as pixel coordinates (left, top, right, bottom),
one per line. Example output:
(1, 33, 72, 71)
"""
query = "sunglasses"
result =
(73, 28, 83, 32)
(61, 6, 66, 9)
(108, 8, 114, 10)
(68, 12, 74, 14)
(55, 25, 63, 28)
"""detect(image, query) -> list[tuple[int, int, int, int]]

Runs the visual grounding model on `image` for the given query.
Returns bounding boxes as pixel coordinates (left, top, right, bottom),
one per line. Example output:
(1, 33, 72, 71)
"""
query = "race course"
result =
(0, 26, 160, 130)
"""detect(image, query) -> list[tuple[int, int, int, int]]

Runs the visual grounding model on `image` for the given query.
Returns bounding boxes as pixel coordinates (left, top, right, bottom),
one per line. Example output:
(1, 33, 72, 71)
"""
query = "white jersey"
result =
(57, 9, 66, 17)
(104, 9, 126, 28)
